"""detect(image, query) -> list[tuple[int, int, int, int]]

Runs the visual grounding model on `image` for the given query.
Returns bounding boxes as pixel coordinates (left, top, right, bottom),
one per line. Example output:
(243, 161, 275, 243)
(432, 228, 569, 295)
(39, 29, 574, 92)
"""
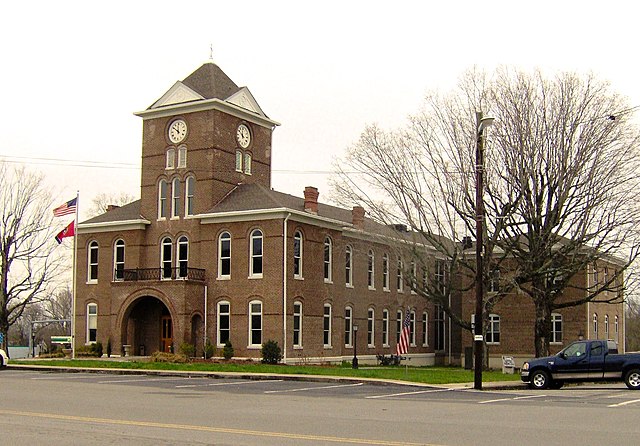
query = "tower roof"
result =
(181, 62, 240, 101)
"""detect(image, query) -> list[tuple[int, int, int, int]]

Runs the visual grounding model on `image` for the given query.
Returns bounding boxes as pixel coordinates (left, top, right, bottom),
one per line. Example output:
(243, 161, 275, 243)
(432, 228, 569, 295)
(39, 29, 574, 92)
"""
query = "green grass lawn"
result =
(11, 359, 522, 385)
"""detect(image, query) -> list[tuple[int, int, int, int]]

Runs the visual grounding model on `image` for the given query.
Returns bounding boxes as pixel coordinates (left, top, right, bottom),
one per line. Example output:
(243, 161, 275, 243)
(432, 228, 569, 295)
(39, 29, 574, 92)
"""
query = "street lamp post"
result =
(475, 111, 494, 391)
(352, 324, 359, 369)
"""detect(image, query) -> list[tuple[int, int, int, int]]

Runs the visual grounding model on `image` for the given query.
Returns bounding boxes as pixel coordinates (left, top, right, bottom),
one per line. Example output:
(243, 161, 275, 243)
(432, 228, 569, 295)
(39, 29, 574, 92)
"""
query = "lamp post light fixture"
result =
(352, 324, 359, 369)
(474, 111, 495, 391)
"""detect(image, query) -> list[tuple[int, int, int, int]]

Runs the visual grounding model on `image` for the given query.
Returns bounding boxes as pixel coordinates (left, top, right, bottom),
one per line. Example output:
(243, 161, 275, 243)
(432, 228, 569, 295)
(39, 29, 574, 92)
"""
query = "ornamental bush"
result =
(222, 340, 234, 360)
(261, 340, 282, 364)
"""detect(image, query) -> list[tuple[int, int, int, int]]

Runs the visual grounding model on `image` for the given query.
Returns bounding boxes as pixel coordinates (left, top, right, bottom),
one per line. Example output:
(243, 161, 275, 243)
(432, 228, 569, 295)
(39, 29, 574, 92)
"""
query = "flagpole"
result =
(71, 191, 79, 359)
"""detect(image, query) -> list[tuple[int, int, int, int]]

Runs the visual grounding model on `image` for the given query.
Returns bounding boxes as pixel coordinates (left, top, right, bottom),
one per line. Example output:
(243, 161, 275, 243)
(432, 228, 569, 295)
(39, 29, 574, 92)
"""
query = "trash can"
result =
(502, 355, 515, 374)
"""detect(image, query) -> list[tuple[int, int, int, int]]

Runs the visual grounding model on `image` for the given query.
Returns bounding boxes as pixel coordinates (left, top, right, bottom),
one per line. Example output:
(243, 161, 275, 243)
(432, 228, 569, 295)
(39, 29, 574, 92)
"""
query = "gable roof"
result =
(80, 200, 145, 225)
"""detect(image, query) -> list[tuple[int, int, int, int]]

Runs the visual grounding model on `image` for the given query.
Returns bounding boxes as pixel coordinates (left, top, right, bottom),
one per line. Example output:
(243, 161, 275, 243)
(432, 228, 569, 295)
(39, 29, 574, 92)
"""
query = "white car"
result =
(0, 349, 8, 367)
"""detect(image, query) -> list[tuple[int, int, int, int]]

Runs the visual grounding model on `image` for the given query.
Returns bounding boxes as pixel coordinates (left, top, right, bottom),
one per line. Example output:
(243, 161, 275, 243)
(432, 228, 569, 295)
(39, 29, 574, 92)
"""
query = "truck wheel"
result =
(624, 369, 640, 390)
(530, 370, 550, 389)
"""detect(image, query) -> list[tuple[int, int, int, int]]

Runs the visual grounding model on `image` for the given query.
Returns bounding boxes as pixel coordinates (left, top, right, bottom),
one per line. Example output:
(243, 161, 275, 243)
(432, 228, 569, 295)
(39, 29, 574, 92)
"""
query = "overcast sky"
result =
(2, 1, 639, 222)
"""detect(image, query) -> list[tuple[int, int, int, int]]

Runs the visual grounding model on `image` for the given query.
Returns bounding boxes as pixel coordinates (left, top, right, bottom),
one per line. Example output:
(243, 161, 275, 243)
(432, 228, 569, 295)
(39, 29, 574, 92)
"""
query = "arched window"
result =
(551, 313, 562, 344)
(396, 310, 403, 344)
(382, 254, 389, 291)
(487, 314, 500, 344)
(249, 300, 262, 347)
(161, 237, 173, 279)
(166, 148, 175, 169)
(345, 245, 353, 287)
(177, 146, 187, 168)
(605, 314, 609, 339)
(113, 239, 125, 281)
(293, 231, 303, 279)
(293, 301, 303, 348)
(422, 311, 429, 346)
(410, 261, 417, 294)
(382, 309, 389, 347)
(615, 315, 619, 336)
(218, 232, 231, 279)
(323, 303, 332, 347)
(368, 250, 375, 289)
(344, 306, 353, 347)
(593, 313, 599, 337)
(396, 257, 403, 292)
(324, 237, 332, 283)
(235, 150, 243, 172)
(158, 179, 168, 219)
(367, 307, 375, 347)
(217, 301, 230, 347)
(177, 236, 188, 278)
(88, 241, 98, 283)
(244, 152, 252, 175)
(249, 229, 263, 278)
(172, 178, 181, 218)
(185, 176, 195, 216)
(409, 310, 416, 346)
(86, 303, 97, 343)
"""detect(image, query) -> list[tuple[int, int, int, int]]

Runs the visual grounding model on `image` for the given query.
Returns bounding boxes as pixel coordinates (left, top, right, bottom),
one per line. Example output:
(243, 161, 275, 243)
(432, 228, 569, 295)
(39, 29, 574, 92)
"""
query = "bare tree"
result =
(333, 67, 640, 358)
(0, 162, 67, 351)
(86, 192, 137, 218)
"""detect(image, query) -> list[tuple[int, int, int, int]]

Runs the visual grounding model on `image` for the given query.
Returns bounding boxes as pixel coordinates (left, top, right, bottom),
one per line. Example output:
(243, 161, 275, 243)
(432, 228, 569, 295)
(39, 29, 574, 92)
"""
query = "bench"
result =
(376, 354, 405, 366)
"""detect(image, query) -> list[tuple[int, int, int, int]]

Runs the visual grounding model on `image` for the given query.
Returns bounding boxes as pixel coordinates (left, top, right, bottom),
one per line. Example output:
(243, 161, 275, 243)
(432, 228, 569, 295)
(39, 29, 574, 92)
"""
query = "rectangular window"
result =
(487, 314, 500, 344)
(396, 310, 402, 344)
(409, 311, 416, 346)
(435, 260, 447, 294)
(166, 149, 175, 169)
(324, 238, 332, 282)
(249, 301, 262, 347)
(114, 241, 125, 281)
(435, 305, 445, 351)
(382, 310, 389, 346)
(293, 302, 302, 348)
(177, 147, 187, 168)
(323, 304, 332, 347)
(171, 179, 181, 219)
(345, 246, 353, 287)
(185, 177, 195, 216)
(244, 153, 252, 175)
(235, 150, 243, 172)
(367, 308, 375, 347)
(368, 251, 375, 289)
(382, 254, 389, 291)
(87, 303, 97, 343)
(217, 302, 230, 347)
(422, 312, 428, 346)
(159, 180, 168, 219)
(551, 313, 562, 344)
(397, 258, 403, 292)
(344, 307, 352, 347)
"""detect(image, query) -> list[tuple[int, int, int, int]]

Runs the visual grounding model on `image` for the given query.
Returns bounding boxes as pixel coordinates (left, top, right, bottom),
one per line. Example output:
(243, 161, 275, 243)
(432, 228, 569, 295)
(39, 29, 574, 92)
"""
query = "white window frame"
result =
(382, 309, 389, 347)
(217, 301, 230, 347)
(158, 179, 168, 220)
(293, 230, 303, 279)
(368, 250, 375, 290)
(409, 310, 416, 346)
(113, 239, 125, 281)
(593, 313, 598, 338)
(396, 257, 403, 293)
(323, 303, 332, 348)
(396, 310, 403, 344)
(551, 313, 562, 344)
(345, 245, 353, 287)
(177, 145, 187, 168)
(615, 315, 619, 336)
(171, 178, 181, 219)
(382, 254, 389, 291)
(235, 150, 243, 172)
(177, 236, 188, 279)
(422, 311, 428, 346)
(166, 148, 175, 169)
(218, 232, 231, 279)
(87, 241, 98, 283)
(161, 237, 173, 280)
(410, 261, 417, 294)
(248, 300, 262, 348)
(249, 229, 263, 278)
(244, 152, 252, 175)
(293, 301, 303, 348)
(367, 308, 375, 348)
(86, 303, 97, 344)
(344, 306, 353, 347)
(487, 314, 500, 344)
(324, 237, 332, 283)
(605, 314, 609, 339)
(185, 176, 195, 216)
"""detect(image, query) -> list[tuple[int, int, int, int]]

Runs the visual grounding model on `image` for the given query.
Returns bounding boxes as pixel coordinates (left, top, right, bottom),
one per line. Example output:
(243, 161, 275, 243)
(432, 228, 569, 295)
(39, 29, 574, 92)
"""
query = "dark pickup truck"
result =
(521, 340, 640, 390)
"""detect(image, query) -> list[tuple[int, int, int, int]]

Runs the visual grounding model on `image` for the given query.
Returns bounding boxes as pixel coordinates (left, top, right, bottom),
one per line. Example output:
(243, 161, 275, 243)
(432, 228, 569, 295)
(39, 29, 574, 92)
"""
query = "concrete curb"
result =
(6, 363, 527, 390)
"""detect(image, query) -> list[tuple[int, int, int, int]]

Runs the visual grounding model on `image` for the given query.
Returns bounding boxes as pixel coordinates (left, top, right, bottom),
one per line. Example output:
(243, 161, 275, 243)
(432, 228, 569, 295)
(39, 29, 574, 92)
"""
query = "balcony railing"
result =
(120, 267, 206, 282)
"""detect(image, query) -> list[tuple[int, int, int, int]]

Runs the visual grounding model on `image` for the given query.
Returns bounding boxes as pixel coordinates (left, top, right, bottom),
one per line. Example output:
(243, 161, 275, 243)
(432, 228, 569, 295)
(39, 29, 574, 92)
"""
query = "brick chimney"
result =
(107, 205, 120, 212)
(352, 206, 365, 230)
(303, 186, 319, 214)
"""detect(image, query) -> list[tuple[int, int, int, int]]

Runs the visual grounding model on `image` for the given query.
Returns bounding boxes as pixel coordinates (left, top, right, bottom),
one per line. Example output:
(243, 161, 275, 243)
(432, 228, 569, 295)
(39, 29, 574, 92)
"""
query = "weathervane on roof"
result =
(209, 44, 214, 61)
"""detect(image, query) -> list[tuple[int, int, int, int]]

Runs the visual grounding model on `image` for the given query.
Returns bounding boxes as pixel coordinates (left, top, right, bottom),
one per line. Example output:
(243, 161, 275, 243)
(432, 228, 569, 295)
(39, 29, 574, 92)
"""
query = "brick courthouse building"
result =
(75, 62, 624, 366)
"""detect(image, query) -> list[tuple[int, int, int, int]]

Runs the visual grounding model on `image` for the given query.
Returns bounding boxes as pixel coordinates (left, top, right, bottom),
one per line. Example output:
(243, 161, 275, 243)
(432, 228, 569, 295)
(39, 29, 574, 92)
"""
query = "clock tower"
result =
(134, 61, 280, 220)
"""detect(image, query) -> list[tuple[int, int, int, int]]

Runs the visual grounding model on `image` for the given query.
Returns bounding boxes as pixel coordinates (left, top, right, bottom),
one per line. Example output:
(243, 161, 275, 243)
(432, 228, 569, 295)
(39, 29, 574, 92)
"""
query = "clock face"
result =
(168, 119, 187, 144)
(236, 124, 251, 148)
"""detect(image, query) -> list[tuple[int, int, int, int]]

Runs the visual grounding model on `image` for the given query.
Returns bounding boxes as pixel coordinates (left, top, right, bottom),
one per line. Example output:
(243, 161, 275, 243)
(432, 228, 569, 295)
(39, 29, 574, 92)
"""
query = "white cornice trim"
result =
(78, 219, 151, 234)
(134, 98, 280, 128)
(198, 208, 348, 230)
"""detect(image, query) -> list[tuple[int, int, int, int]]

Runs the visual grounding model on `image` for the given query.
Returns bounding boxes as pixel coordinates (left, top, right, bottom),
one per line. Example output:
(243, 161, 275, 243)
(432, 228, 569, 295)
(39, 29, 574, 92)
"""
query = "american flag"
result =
(53, 197, 77, 217)
(396, 308, 411, 356)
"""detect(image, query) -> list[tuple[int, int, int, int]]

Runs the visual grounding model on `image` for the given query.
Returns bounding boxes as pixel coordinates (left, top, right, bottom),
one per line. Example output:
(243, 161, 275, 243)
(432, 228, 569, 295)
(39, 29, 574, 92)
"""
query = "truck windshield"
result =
(562, 342, 587, 358)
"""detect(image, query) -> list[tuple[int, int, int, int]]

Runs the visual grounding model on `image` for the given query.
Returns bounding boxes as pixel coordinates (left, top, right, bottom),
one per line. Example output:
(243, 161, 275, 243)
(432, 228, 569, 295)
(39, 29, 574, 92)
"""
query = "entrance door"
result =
(161, 316, 173, 352)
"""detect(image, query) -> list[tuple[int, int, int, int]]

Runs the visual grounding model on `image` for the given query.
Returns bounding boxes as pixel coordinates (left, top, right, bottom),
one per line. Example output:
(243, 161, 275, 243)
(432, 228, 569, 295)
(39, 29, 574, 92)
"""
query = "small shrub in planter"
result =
(222, 340, 234, 360)
(261, 340, 282, 364)
(179, 342, 196, 359)
(204, 339, 215, 359)
(150, 351, 188, 363)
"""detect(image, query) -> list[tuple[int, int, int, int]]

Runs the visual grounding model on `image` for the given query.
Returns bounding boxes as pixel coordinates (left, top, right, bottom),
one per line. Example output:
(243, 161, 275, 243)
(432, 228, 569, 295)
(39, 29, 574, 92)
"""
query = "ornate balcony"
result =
(120, 267, 206, 282)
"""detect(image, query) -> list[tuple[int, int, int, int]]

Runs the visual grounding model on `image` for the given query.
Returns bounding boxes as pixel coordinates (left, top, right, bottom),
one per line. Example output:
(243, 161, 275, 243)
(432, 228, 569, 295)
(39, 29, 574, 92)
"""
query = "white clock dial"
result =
(236, 124, 251, 148)
(168, 119, 187, 144)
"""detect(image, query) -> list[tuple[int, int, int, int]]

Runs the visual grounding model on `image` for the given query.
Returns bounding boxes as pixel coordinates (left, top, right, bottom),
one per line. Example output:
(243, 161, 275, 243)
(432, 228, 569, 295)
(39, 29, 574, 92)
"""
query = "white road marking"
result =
(479, 394, 546, 404)
(31, 374, 96, 380)
(176, 379, 283, 388)
(97, 376, 197, 384)
(608, 398, 640, 408)
(366, 388, 453, 399)
(264, 382, 364, 393)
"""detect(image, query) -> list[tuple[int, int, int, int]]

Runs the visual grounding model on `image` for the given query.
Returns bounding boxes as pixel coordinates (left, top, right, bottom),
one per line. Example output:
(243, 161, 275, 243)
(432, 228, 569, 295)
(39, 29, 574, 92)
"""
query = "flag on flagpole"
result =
(53, 197, 78, 217)
(396, 308, 411, 356)
(55, 220, 75, 244)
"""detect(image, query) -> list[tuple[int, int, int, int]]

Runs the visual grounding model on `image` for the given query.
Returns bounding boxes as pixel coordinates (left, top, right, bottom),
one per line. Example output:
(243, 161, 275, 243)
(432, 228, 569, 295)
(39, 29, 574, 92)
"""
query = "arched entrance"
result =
(122, 296, 172, 355)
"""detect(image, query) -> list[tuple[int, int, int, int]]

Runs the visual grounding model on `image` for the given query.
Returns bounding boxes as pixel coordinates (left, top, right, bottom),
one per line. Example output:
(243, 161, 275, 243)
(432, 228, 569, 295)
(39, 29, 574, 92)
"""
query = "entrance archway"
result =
(122, 296, 172, 355)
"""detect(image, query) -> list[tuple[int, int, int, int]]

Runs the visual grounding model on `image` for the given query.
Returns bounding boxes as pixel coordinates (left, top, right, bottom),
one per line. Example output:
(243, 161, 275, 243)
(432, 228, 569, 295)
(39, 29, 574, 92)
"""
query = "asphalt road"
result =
(2, 368, 640, 445)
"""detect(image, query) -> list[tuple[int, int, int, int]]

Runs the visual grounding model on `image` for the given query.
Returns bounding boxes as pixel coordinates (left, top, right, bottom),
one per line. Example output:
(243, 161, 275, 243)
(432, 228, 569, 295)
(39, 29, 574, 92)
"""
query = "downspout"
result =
(283, 213, 291, 363)
(203, 285, 208, 358)
(448, 293, 452, 365)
